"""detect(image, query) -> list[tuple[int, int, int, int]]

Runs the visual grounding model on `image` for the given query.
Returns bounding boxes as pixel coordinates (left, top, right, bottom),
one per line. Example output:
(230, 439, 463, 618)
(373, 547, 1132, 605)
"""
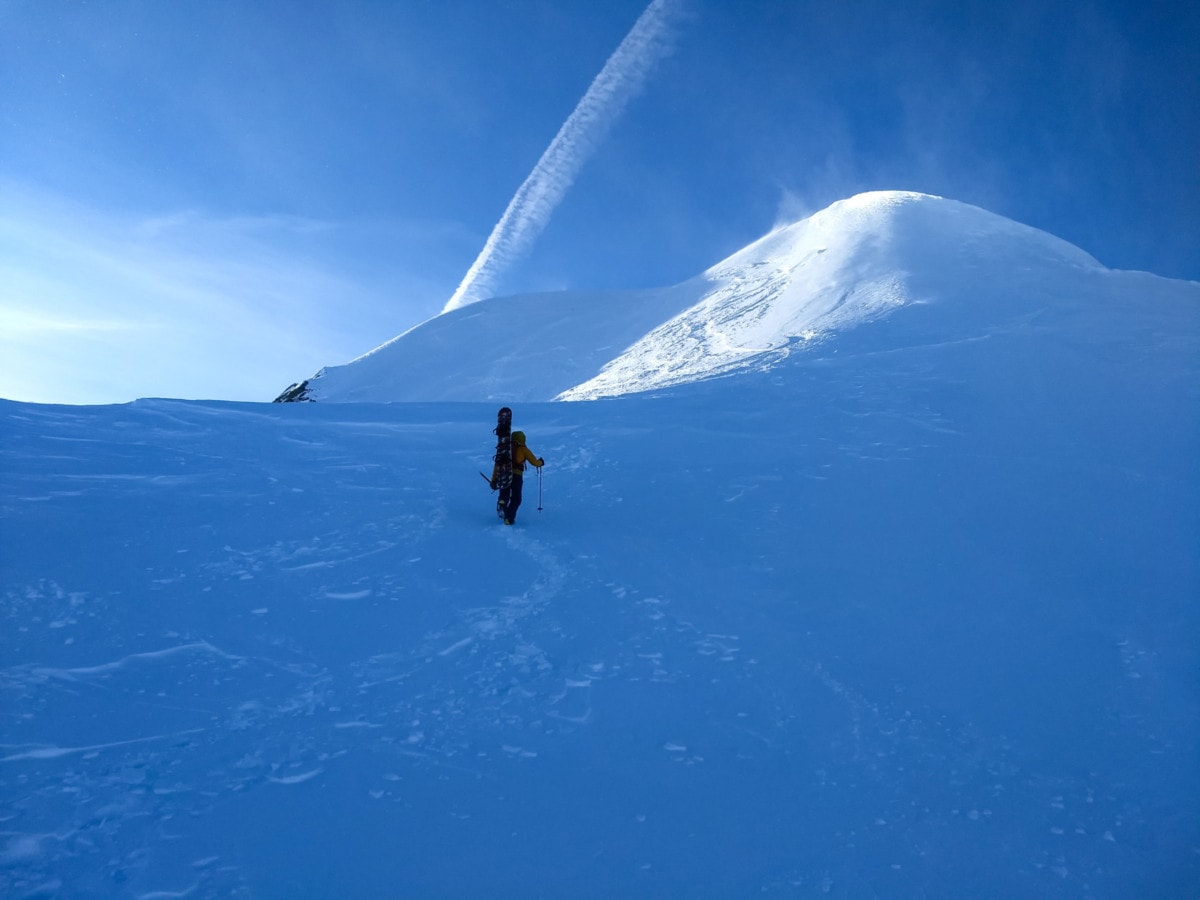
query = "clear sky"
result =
(2, 0, 1197, 404)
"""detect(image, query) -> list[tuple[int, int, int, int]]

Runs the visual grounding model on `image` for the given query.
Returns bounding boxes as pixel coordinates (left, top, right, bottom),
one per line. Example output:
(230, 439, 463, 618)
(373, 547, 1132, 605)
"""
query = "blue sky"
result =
(2, 0, 1197, 404)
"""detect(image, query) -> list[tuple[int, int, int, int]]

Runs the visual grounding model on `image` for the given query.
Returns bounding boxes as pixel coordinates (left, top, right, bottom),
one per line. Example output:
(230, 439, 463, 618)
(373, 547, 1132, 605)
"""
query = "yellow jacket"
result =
(492, 442, 543, 482)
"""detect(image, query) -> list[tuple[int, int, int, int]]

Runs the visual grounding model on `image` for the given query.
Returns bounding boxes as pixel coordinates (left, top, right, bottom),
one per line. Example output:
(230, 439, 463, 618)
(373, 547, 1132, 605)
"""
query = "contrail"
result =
(443, 0, 683, 313)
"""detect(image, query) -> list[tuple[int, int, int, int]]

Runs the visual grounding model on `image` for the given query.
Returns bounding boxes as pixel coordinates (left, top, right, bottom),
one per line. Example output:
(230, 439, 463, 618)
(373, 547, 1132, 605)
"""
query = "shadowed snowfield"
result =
(3, 193, 1197, 897)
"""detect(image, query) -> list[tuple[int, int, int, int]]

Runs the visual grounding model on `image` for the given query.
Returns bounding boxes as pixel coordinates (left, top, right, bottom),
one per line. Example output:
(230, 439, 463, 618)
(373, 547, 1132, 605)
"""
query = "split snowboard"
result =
(492, 406, 512, 519)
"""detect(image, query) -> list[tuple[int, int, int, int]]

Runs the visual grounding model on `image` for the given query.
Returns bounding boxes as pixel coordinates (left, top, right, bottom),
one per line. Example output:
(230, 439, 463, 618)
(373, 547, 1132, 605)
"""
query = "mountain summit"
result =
(273, 191, 1170, 403)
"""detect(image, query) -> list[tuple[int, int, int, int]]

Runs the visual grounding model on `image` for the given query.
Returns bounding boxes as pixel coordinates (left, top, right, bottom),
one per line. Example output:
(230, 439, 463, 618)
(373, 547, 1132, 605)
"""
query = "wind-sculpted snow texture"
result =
(3, 271, 1199, 897)
(560, 191, 1103, 399)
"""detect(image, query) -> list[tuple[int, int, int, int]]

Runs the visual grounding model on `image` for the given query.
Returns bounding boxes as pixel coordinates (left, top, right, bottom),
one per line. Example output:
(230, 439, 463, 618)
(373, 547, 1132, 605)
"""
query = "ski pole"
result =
(537, 464, 543, 511)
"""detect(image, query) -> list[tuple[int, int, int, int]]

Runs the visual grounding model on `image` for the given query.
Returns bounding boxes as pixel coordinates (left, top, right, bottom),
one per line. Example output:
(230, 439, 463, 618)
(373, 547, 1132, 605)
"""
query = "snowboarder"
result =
(490, 430, 544, 525)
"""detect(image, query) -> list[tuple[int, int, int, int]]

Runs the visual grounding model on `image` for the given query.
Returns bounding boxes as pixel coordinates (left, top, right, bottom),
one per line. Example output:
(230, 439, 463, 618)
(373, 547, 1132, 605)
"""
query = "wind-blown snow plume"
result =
(443, 0, 682, 313)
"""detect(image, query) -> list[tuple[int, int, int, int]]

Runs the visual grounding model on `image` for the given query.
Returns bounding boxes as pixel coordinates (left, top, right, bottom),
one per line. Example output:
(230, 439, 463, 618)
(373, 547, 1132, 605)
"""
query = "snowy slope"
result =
(281, 191, 1130, 404)
(562, 190, 1104, 399)
(4, 277, 1200, 896)
(3, 191, 1200, 897)
(288, 282, 702, 404)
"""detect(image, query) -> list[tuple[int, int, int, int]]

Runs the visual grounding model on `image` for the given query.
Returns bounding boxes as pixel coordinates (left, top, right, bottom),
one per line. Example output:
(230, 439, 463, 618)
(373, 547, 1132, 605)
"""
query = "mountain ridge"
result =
(274, 191, 1189, 403)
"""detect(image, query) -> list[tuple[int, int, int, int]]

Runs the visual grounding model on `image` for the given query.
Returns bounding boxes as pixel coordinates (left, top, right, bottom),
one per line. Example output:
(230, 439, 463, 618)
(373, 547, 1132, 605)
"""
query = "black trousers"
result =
(500, 474, 524, 523)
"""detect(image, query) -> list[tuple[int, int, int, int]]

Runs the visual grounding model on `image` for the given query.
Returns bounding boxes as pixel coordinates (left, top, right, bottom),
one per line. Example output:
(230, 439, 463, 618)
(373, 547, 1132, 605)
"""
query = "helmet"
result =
(512, 431, 526, 446)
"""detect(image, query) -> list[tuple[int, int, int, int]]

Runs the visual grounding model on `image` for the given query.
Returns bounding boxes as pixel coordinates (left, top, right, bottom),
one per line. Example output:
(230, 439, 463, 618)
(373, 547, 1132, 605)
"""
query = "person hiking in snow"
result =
(490, 430, 544, 526)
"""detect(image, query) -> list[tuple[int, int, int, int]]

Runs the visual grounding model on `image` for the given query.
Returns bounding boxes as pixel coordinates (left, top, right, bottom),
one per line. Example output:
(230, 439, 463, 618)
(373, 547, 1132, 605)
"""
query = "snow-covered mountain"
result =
(3, 191, 1199, 897)
(274, 191, 1177, 404)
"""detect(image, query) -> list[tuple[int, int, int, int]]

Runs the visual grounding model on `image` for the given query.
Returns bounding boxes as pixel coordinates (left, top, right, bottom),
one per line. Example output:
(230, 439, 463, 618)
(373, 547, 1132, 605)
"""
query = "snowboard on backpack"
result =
(492, 407, 512, 519)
